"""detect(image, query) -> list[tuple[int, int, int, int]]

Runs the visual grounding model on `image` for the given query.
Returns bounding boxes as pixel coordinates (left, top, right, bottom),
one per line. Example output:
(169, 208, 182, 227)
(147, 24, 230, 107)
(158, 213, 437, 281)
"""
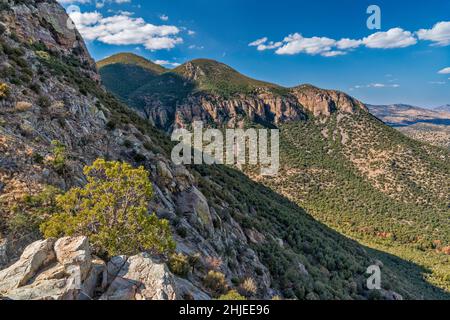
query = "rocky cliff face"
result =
(99, 56, 368, 132)
(0, 0, 272, 299)
(1, 0, 442, 301)
(169, 86, 366, 130)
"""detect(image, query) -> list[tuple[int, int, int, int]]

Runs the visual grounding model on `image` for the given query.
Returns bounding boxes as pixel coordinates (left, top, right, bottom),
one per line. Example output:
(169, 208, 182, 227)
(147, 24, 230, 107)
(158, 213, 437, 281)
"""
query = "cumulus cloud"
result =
(250, 21, 450, 57)
(336, 38, 362, 50)
(69, 11, 183, 50)
(362, 28, 417, 49)
(417, 21, 450, 46)
(248, 37, 283, 51)
(250, 28, 417, 57)
(438, 67, 450, 74)
(352, 83, 400, 89)
(154, 60, 181, 67)
(275, 33, 336, 56)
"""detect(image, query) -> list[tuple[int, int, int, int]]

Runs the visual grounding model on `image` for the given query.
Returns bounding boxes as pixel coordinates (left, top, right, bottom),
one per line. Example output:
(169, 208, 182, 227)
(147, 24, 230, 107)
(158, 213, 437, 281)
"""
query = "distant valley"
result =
(367, 104, 450, 148)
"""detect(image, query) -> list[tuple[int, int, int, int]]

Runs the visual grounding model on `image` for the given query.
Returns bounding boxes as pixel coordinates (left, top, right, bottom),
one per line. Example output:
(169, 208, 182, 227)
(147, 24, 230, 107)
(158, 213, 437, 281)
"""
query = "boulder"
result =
(0, 239, 56, 293)
(54, 237, 92, 281)
(177, 187, 214, 235)
(101, 253, 178, 300)
(174, 276, 210, 300)
(157, 160, 174, 181)
(0, 237, 105, 300)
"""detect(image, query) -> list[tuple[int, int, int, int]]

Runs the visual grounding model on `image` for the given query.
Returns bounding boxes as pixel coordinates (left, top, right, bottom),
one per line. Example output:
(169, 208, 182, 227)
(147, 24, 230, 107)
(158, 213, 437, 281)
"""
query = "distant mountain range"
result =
(434, 104, 450, 113)
(367, 104, 450, 148)
(367, 104, 450, 127)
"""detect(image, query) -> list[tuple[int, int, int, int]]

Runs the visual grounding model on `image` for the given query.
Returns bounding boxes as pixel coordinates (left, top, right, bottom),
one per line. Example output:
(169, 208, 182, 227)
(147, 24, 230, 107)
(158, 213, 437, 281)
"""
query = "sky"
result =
(58, 0, 450, 107)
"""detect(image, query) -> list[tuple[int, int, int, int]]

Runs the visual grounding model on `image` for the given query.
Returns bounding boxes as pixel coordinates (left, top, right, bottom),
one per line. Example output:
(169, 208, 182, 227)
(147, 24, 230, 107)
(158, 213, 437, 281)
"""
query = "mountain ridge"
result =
(97, 52, 167, 74)
(99, 52, 450, 295)
(3, 0, 446, 300)
(98, 54, 367, 130)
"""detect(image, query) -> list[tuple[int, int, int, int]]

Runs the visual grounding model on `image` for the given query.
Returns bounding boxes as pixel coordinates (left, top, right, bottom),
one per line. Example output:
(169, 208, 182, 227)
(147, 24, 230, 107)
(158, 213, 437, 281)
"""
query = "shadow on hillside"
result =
(99, 77, 449, 300)
(193, 163, 450, 300)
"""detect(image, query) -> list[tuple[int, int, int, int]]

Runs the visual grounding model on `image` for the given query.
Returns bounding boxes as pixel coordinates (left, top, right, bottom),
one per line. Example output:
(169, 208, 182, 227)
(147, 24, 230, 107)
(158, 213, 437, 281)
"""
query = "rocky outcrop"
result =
(174, 92, 306, 129)
(143, 85, 367, 131)
(177, 186, 214, 236)
(0, 237, 209, 300)
(291, 85, 367, 116)
(1, 0, 97, 79)
(0, 237, 99, 300)
(101, 254, 179, 300)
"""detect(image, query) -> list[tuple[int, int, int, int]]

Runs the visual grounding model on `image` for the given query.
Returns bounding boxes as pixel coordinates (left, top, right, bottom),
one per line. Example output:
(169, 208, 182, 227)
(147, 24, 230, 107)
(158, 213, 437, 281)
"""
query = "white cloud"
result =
(417, 21, 450, 46)
(336, 38, 362, 50)
(250, 28, 417, 57)
(154, 60, 181, 67)
(249, 37, 268, 47)
(69, 11, 184, 50)
(362, 28, 417, 49)
(249, 20, 450, 57)
(58, 0, 91, 4)
(58, 0, 131, 6)
(438, 67, 450, 74)
(159, 14, 169, 21)
(321, 50, 346, 57)
(352, 83, 400, 89)
(248, 37, 282, 51)
(188, 44, 204, 50)
(275, 33, 336, 56)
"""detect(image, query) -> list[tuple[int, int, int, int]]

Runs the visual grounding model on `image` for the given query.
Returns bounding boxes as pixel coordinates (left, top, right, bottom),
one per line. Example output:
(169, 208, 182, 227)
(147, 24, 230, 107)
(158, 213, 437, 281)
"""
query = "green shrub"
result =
(5, 186, 61, 237)
(123, 139, 133, 148)
(50, 140, 67, 174)
(35, 50, 50, 60)
(106, 120, 116, 131)
(37, 95, 51, 108)
(169, 253, 191, 277)
(218, 290, 246, 300)
(204, 271, 228, 296)
(40, 159, 176, 257)
(32, 152, 44, 164)
(29, 83, 41, 94)
(0, 82, 10, 99)
(239, 278, 258, 297)
(176, 226, 187, 238)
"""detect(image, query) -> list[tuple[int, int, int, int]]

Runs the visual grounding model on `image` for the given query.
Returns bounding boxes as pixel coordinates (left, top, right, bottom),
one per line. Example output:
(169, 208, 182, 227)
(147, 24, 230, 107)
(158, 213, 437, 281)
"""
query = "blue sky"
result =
(59, 0, 450, 107)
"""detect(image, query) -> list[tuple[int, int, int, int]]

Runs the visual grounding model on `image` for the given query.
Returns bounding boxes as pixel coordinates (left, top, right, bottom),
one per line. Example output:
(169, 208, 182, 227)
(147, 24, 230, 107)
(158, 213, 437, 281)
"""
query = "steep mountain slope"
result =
(398, 123, 450, 149)
(1, 0, 444, 300)
(98, 53, 167, 101)
(99, 55, 450, 293)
